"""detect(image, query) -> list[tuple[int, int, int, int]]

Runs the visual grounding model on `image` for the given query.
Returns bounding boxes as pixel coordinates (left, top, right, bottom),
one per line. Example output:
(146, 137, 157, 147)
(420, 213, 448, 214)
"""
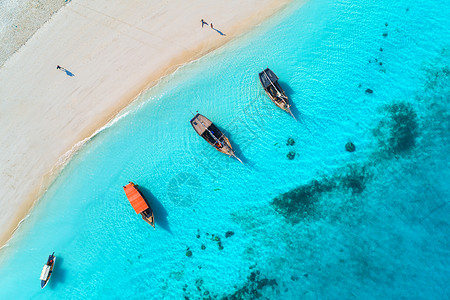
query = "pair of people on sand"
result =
(57, 65, 75, 77)
(201, 19, 213, 29)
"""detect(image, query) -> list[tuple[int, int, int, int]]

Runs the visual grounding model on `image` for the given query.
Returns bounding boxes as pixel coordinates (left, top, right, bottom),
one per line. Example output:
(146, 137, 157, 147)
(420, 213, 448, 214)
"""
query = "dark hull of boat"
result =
(41, 280, 48, 289)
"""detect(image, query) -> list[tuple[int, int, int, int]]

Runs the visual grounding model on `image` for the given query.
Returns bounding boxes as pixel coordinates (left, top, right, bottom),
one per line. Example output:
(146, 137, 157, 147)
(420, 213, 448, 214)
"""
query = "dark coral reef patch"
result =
(222, 269, 278, 300)
(182, 268, 278, 300)
(373, 102, 418, 157)
(271, 164, 370, 223)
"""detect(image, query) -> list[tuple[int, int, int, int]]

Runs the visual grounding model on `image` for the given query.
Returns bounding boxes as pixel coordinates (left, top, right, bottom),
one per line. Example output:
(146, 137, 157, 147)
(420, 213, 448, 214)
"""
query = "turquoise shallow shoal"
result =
(0, 0, 449, 298)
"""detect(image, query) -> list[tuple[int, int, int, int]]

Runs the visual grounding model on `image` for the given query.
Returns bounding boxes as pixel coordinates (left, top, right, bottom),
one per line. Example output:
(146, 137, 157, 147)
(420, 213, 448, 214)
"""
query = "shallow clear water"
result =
(0, 0, 449, 298)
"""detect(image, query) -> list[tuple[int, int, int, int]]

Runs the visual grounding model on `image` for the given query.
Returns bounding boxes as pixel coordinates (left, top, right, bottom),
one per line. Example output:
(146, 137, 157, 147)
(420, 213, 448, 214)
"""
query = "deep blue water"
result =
(0, 0, 449, 298)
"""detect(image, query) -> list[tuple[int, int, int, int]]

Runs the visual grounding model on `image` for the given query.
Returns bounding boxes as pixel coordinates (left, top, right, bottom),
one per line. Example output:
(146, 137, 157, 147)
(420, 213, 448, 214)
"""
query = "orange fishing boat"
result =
(123, 182, 155, 228)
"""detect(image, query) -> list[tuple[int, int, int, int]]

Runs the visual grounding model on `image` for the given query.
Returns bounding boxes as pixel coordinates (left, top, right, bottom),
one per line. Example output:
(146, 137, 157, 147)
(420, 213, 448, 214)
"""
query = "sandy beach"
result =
(0, 0, 292, 247)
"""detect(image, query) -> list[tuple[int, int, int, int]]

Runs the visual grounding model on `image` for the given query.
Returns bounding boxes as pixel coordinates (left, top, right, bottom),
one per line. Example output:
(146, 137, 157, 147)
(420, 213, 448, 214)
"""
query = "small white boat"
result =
(40, 252, 56, 289)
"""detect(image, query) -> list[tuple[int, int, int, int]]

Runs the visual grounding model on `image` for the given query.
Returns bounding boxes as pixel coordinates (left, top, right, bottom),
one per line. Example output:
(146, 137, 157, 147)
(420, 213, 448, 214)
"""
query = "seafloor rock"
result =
(286, 137, 295, 146)
(345, 142, 356, 152)
(287, 151, 296, 160)
(186, 250, 192, 257)
(225, 231, 234, 238)
(365, 88, 373, 94)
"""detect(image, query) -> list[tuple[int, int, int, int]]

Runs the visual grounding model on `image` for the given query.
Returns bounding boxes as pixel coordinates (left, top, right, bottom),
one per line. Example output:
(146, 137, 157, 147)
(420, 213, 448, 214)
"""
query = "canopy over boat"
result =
(259, 68, 279, 89)
(40, 265, 50, 281)
(123, 182, 149, 214)
(191, 113, 213, 136)
(192, 116, 223, 146)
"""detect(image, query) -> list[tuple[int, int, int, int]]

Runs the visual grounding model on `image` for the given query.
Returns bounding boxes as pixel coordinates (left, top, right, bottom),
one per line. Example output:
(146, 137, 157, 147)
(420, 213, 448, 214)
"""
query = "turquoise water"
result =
(1, 0, 449, 298)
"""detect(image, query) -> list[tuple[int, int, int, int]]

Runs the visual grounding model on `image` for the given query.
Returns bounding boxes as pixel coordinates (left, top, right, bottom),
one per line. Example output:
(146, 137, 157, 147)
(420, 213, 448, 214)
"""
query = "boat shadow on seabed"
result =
(48, 256, 66, 289)
(139, 186, 171, 233)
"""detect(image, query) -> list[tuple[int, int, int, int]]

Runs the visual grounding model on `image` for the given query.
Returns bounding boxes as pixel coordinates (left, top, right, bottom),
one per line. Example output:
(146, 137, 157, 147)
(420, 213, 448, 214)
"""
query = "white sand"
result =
(0, 0, 67, 67)
(0, 0, 292, 247)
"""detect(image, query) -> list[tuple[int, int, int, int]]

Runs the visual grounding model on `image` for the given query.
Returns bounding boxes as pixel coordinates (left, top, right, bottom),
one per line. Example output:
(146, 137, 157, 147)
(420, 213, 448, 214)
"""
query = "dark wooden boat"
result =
(190, 113, 243, 163)
(259, 68, 295, 119)
(123, 182, 155, 228)
(40, 252, 56, 289)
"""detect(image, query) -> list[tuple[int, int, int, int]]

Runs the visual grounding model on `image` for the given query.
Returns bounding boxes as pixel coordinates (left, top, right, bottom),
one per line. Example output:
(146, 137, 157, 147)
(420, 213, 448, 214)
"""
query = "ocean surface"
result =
(0, 0, 449, 298)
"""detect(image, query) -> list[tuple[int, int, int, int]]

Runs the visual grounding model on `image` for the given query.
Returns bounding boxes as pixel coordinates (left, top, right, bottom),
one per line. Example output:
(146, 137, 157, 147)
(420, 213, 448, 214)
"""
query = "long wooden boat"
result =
(40, 252, 56, 289)
(123, 182, 155, 228)
(190, 113, 242, 163)
(259, 68, 295, 119)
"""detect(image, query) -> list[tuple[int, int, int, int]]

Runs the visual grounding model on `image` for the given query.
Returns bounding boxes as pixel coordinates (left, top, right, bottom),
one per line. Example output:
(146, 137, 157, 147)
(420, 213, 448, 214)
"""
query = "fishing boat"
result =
(40, 252, 55, 289)
(259, 68, 295, 119)
(123, 182, 155, 228)
(190, 113, 243, 163)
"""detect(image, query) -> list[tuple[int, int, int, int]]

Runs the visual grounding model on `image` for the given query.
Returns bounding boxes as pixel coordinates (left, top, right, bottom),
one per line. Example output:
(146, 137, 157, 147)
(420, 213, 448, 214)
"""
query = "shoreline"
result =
(0, 0, 294, 248)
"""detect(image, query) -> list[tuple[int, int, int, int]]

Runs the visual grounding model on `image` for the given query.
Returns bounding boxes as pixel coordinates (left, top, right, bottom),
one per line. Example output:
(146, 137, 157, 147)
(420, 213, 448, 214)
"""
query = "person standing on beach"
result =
(201, 19, 208, 27)
(210, 23, 213, 29)
(56, 65, 75, 77)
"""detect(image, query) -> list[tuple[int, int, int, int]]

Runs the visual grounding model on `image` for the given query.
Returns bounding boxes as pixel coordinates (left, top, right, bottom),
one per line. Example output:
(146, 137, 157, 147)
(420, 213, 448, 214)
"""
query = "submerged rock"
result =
(286, 137, 295, 146)
(382, 32, 388, 37)
(186, 250, 192, 257)
(287, 151, 296, 160)
(345, 142, 356, 152)
(225, 231, 234, 238)
(201, 244, 206, 250)
(365, 88, 373, 94)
